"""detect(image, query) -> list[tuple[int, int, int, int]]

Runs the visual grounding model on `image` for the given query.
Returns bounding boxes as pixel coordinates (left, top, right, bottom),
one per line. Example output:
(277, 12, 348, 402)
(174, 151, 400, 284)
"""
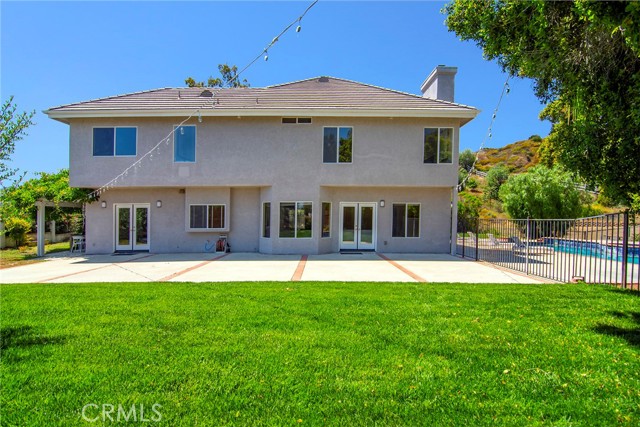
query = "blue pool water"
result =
(544, 239, 640, 265)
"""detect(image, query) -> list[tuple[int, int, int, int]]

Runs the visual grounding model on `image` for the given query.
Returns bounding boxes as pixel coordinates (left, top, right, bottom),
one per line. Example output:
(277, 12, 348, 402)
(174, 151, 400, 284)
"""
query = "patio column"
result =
(36, 201, 45, 257)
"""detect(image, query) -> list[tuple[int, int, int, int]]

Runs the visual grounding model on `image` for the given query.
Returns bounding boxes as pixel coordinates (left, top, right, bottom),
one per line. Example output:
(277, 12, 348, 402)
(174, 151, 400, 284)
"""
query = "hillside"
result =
(460, 136, 615, 219)
(475, 137, 542, 174)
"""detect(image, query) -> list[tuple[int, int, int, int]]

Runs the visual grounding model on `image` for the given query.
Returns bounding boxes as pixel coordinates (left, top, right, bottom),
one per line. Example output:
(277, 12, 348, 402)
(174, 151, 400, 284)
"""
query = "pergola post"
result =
(50, 220, 56, 243)
(36, 201, 46, 257)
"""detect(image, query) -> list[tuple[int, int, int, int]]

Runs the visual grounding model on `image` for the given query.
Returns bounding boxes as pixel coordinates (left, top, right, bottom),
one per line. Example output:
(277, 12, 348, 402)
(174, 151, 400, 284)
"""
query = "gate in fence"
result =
(456, 212, 639, 290)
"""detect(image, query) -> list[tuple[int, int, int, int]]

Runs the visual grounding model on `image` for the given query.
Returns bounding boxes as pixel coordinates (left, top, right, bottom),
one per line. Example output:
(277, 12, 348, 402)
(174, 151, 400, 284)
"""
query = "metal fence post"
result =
(525, 217, 530, 275)
(622, 211, 629, 289)
(475, 219, 479, 261)
(461, 224, 465, 258)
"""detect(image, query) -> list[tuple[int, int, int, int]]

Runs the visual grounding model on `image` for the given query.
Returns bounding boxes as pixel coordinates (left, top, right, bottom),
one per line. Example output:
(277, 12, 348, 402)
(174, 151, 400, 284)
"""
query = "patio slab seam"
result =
(38, 253, 155, 283)
(377, 253, 427, 283)
(160, 253, 228, 282)
(291, 255, 308, 281)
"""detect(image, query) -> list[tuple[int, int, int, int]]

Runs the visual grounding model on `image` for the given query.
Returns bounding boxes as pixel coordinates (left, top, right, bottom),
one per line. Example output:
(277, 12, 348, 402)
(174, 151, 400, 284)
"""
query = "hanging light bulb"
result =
(264, 50, 269, 61)
(296, 19, 302, 32)
(180, 126, 184, 135)
(198, 111, 202, 123)
(505, 83, 511, 94)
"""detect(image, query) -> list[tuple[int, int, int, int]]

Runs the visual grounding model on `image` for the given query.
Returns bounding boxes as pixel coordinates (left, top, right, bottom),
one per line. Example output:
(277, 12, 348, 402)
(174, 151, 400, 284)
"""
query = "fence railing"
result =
(456, 212, 639, 290)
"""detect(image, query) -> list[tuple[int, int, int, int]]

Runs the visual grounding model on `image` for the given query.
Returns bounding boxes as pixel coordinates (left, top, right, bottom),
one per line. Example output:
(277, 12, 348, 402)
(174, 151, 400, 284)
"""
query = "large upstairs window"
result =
(93, 127, 137, 156)
(323, 127, 353, 163)
(174, 125, 196, 162)
(424, 128, 453, 164)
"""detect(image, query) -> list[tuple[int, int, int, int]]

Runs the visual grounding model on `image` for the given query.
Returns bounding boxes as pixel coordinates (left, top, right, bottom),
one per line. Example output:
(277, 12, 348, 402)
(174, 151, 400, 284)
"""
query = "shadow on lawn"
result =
(593, 311, 640, 349)
(0, 325, 67, 351)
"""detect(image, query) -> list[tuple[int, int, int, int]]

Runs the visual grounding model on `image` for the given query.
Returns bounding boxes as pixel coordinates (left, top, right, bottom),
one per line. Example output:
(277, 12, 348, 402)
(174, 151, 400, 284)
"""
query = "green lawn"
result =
(0, 242, 70, 269)
(1, 282, 639, 426)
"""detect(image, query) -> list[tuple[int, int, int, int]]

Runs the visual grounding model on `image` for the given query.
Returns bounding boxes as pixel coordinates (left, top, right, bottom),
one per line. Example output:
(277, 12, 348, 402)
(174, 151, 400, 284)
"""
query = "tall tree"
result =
(444, 0, 640, 206)
(458, 148, 476, 172)
(1, 96, 35, 185)
(499, 166, 582, 219)
(185, 63, 250, 88)
(485, 164, 509, 201)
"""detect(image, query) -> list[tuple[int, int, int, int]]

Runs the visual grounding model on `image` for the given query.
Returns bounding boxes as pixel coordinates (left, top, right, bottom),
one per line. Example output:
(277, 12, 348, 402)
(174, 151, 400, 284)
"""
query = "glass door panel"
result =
(358, 204, 376, 250)
(340, 204, 357, 250)
(116, 206, 132, 251)
(134, 205, 149, 250)
(360, 205, 373, 245)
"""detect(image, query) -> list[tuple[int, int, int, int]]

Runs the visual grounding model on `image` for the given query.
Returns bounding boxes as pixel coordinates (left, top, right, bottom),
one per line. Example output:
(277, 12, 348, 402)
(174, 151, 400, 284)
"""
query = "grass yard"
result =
(1, 282, 639, 426)
(0, 242, 70, 269)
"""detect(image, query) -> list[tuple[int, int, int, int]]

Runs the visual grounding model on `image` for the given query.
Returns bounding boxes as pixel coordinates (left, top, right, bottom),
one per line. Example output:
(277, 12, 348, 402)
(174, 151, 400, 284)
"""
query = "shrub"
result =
(4, 216, 32, 248)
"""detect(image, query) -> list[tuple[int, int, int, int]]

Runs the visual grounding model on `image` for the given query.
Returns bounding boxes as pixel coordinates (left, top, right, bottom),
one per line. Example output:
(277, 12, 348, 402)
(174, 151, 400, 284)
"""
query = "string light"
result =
(458, 75, 512, 191)
(89, 0, 319, 200)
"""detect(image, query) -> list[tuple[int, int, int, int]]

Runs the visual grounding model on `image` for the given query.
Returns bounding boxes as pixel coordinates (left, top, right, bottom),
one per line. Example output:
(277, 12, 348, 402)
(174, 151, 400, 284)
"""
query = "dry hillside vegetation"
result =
(476, 138, 541, 173)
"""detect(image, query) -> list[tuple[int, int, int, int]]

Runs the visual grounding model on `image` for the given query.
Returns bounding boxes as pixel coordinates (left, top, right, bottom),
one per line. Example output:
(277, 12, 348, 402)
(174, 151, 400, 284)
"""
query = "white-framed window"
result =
(174, 125, 196, 162)
(189, 204, 226, 230)
(323, 127, 353, 163)
(282, 117, 312, 124)
(93, 127, 137, 157)
(321, 202, 331, 238)
(262, 202, 271, 238)
(392, 203, 420, 238)
(279, 202, 312, 239)
(423, 128, 453, 164)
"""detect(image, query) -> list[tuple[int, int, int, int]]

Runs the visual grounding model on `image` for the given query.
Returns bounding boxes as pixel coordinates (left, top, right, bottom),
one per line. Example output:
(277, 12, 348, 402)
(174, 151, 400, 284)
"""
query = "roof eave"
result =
(44, 107, 479, 121)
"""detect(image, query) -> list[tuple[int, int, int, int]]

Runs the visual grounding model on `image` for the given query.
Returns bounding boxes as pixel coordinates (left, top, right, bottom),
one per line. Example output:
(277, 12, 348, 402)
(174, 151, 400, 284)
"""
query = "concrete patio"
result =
(0, 252, 548, 284)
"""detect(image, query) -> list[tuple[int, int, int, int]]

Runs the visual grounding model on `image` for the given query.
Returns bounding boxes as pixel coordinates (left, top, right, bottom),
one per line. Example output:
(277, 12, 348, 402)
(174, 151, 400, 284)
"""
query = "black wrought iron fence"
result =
(456, 212, 639, 290)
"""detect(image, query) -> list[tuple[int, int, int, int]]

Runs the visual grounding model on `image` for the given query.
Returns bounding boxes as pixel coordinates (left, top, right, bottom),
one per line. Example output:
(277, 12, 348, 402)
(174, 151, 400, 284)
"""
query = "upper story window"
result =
(93, 127, 137, 156)
(174, 125, 196, 162)
(424, 128, 453, 164)
(323, 127, 353, 163)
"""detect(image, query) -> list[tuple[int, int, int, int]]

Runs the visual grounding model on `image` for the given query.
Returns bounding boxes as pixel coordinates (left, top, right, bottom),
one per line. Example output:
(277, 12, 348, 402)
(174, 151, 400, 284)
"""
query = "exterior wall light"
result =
(101, 201, 107, 208)
(380, 200, 385, 207)
(156, 200, 162, 208)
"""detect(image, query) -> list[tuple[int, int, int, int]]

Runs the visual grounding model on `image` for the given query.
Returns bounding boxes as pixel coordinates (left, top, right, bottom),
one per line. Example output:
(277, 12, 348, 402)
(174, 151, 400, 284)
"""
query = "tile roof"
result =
(45, 76, 478, 121)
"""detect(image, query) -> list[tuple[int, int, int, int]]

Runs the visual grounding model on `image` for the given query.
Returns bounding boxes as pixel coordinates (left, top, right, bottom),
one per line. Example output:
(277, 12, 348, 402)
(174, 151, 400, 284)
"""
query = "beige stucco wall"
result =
(68, 116, 461, 189)
(74, 115, 461, 254)
(84, 185, 453, 255)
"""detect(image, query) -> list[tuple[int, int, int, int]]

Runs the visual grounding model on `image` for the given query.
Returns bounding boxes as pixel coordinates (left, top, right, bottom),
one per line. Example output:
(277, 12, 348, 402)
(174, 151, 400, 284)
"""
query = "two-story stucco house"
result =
(45, 66, 478, 255)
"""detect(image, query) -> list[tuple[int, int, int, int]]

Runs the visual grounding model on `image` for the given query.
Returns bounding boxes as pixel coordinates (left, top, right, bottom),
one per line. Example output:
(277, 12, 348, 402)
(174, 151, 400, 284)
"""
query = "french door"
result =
(115, 204, 150, 251)
(340, 203, 376, 251)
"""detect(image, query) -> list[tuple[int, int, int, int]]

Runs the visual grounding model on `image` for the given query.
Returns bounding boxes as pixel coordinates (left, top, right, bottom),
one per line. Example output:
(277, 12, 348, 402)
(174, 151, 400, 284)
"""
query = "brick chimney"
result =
(420, 65, 458, 103)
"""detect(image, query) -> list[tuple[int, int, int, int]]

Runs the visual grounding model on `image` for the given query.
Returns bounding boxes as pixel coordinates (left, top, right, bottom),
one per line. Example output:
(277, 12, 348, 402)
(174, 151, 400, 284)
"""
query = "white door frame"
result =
(114, 203, 150, 251)
(339, 202, 377, 251)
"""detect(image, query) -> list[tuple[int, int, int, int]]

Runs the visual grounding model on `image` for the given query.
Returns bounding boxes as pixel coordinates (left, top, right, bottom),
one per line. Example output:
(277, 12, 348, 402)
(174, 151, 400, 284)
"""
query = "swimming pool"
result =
(544, 239, 640, 265)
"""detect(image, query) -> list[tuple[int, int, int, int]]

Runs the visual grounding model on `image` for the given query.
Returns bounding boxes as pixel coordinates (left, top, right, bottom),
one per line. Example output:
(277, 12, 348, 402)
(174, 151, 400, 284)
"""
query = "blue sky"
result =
(1, 1, 550, 180)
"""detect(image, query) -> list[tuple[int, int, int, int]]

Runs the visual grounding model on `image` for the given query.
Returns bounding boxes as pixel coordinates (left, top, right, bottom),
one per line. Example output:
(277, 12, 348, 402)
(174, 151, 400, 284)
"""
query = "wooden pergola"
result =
(35, 199, 83, 257)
